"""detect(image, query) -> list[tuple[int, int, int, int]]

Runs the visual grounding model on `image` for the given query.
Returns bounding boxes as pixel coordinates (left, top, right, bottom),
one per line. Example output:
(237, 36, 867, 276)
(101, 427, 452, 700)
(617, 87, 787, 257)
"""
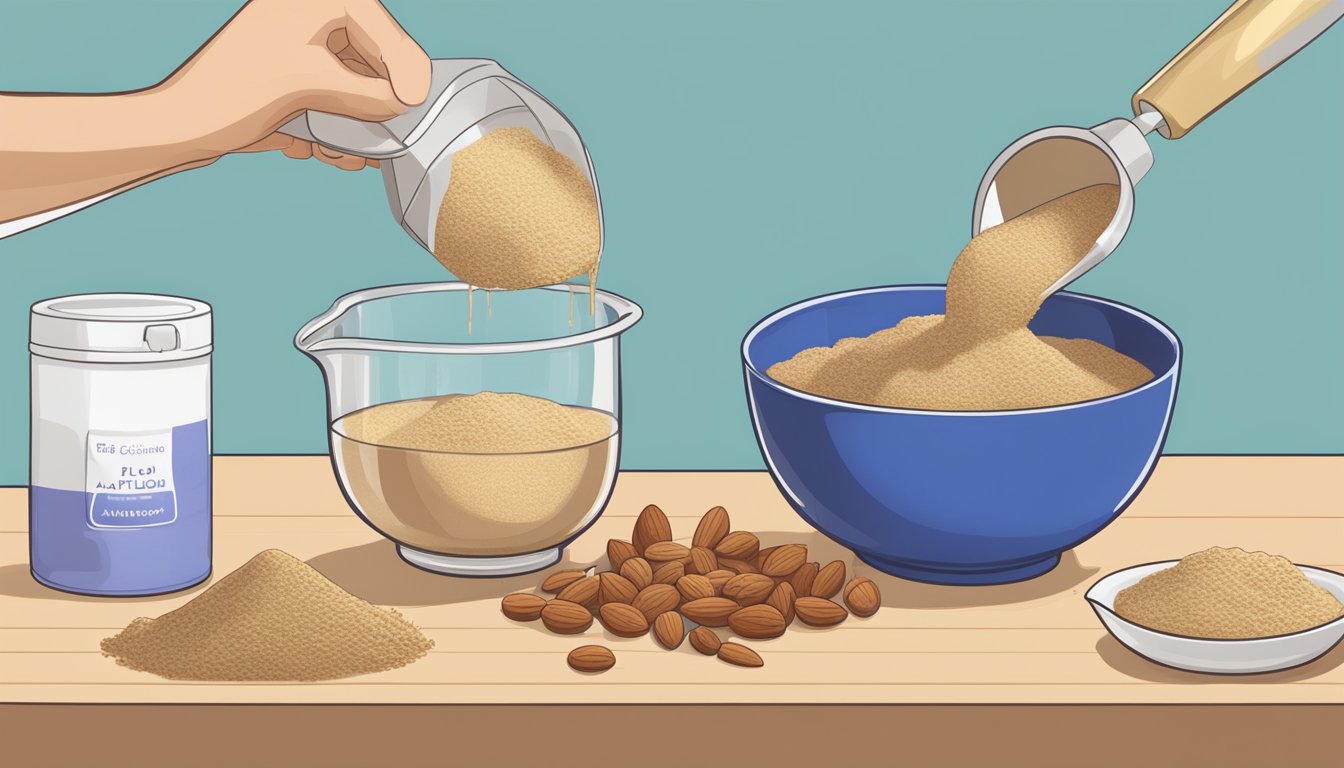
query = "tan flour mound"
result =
(332, 393, 618, 554)
(100, 550, 433, 681)
(433, 127, 600, 291)
(1113, 547, 1344, 639)
(767, 185, 1153, 410)
(341, 391, 615, 454)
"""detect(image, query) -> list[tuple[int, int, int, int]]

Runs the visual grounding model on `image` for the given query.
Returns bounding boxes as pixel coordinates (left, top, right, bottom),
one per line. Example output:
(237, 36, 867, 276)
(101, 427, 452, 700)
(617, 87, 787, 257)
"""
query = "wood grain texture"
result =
(1, 456, 1341, 705)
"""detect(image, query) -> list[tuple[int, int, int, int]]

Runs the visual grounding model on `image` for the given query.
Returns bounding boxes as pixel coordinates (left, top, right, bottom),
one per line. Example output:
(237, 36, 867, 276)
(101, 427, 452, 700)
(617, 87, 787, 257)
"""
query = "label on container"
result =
(86, 428, 177, 528)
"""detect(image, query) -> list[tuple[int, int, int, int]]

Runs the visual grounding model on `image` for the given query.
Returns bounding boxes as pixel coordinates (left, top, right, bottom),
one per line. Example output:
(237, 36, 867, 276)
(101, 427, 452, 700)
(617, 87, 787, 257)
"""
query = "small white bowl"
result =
(1085, 560, 1344, 675)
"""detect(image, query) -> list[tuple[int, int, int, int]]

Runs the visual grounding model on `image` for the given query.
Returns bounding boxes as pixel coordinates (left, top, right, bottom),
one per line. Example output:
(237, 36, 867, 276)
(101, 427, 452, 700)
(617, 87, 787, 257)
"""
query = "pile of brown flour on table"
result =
(1114, 547, 1344, 639)
(433, 126, 600, 291)
(101, 549, 433, 681)
(767, 185, 1154, 410)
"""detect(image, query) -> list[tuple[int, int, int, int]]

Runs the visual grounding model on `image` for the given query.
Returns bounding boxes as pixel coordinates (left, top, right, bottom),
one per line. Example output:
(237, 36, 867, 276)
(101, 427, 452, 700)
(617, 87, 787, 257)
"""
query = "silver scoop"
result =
(975, 0, 1344, 299)
(279, 58, 603, 257)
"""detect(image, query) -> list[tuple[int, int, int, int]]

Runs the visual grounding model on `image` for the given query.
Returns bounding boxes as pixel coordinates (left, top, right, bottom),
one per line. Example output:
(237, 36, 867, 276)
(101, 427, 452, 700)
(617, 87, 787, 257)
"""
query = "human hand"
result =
(166, 0, 431, 171)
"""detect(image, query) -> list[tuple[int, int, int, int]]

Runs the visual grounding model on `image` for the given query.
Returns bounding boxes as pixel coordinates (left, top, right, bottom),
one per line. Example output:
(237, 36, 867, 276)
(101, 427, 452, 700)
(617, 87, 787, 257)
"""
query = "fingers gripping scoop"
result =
(279, 59, 603, 256)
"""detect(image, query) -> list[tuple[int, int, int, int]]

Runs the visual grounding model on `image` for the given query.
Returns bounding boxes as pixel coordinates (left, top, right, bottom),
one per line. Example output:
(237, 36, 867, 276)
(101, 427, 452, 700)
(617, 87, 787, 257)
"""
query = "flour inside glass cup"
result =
(332, 392, 618, 557)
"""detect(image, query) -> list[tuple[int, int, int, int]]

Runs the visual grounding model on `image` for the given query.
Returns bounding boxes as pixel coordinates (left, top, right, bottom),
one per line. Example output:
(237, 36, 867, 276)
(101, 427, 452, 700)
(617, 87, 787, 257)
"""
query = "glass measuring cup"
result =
(295, 283, 642, 576)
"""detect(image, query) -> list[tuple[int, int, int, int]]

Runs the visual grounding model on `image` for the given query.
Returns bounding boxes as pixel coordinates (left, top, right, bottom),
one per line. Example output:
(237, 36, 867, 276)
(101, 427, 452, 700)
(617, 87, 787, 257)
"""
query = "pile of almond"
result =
(499, 504, 882, 672)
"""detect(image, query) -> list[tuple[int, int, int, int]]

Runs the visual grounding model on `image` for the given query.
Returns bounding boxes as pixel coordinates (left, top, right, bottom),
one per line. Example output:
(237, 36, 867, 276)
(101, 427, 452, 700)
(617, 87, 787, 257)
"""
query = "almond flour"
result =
(332, 392, 618, 556)
(100, 550, 432, 681)
(341, 391, 613, 455)
(1113, 546, 1344, 639)
(432, 127, 601, 329)
(767, 185, 1154, 410)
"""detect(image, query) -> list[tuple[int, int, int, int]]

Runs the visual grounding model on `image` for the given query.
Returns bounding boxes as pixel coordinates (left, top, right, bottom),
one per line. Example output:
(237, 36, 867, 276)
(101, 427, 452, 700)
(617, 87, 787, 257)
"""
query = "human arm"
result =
(0, 0, 431, 228)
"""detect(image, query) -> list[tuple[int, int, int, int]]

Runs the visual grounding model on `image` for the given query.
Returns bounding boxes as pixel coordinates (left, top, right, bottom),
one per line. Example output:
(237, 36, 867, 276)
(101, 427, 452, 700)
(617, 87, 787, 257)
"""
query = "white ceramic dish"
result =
(1085, 560, 1344, 675)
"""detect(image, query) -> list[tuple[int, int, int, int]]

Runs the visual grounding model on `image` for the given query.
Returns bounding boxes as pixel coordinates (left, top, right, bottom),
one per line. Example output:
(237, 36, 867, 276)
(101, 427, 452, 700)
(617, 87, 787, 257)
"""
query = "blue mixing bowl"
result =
(742, 285, 1180, 586)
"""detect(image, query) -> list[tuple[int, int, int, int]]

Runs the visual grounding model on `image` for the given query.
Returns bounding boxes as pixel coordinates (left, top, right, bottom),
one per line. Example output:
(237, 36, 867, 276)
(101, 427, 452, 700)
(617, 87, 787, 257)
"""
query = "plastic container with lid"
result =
(29, 293, 212, 596)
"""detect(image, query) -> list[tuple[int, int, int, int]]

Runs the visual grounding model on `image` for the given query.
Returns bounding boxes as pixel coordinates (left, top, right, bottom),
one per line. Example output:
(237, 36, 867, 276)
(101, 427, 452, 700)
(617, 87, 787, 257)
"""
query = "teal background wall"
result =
(2, 0, 1341, 483)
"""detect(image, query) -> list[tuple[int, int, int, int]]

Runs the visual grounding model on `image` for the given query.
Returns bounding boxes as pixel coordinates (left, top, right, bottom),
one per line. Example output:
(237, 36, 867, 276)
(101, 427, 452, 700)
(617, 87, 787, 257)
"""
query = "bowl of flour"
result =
(741, 186, 1180, 585)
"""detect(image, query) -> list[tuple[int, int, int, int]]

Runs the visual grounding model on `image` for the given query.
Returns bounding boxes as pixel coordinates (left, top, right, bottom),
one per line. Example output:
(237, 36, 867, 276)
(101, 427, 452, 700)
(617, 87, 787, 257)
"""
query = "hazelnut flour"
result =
(101, 550, 433, 681)
(1114, 547, 1344, 639)
(768, 185, 1155, 410)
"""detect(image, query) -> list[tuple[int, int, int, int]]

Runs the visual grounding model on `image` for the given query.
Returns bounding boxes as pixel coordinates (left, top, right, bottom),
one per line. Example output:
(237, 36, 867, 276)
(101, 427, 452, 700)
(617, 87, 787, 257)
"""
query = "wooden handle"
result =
(1132, 0, 1344, 139)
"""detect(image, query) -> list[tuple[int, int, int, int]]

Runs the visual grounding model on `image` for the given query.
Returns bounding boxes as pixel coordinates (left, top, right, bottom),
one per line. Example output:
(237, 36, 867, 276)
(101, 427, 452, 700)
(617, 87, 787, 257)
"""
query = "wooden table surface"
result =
(2, 456, 1341, 764)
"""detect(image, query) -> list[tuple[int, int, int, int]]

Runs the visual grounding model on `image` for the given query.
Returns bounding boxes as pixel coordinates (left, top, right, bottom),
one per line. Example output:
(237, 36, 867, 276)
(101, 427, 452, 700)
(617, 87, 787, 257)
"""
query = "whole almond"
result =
(754, 545, 778, 571)
(767, 582, 797, 625)
(541, 570, 585, 594)
(688, 626, 722, 655)
(607, 539, 638, 571)
(632, 504, 673, 554)
(541, 600, 593, 634)
(567, 645, 615, 672)
(653, 611, 685, 650)
(598, 602, 649, 637)
(680, 597, 740, 627)
(676, 574, 716, 602)
(794, 596, 848, 627)
(843, 576, 881, 618)
(790, 562, 819, 597)
(722, 573, 775, 606)
(689, 546, 718, 575)
(762, 544, 808, 577)
(718, 642, 764, 668)
(714, 531, 760, 561)
(644, 541, 691, 563)
(729, 604, 787, 639)
(620, 557, 654, 591)
(692, 506, 731, 550)
(718, 558, 760, 575)
(705, 569, 734, 593)
(599, 571, 638, 605)
(632, 584, 680, 623)
(812, 560, 846, 599)
(842, 574, 869, 599)
(500, 593, 546, 622)
(556, 575, 600, 608)
(652, 560, 685, 586)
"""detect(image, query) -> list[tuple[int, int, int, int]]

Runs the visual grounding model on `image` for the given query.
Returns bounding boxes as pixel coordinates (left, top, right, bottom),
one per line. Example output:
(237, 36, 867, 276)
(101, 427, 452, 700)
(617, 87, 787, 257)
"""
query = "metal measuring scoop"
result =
(974, 0, 1344, 299)
(278, 58, 602, 257)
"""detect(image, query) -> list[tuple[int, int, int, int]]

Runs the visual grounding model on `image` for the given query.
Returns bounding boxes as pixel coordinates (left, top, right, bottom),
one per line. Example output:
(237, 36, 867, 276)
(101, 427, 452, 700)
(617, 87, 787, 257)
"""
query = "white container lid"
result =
(30, 293, 212, 363)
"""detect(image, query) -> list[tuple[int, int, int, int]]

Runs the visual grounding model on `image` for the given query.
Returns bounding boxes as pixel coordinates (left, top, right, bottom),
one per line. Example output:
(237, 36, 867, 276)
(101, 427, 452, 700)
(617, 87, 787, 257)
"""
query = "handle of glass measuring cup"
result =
(1132, 0, 1344, 139)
